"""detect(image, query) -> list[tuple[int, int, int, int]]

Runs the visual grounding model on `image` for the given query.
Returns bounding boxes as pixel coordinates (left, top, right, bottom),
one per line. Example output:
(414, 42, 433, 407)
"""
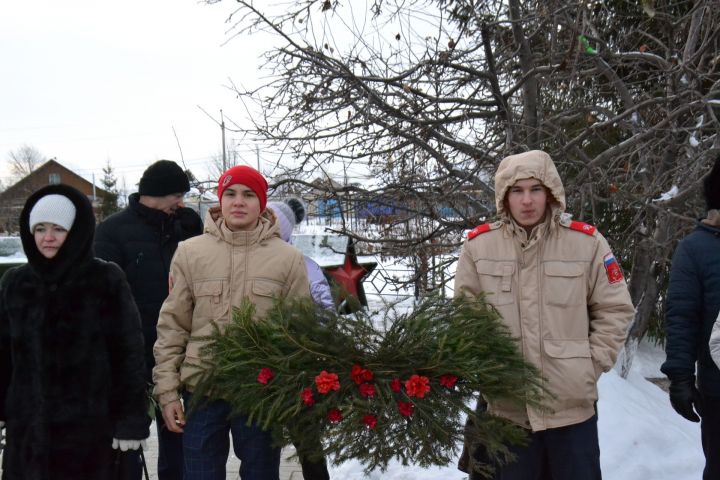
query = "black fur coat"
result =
(0, 185, 149, 480)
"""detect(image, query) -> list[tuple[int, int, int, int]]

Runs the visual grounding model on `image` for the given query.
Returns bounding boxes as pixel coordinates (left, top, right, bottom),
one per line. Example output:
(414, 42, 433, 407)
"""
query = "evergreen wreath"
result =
(189, 294, 547, 476)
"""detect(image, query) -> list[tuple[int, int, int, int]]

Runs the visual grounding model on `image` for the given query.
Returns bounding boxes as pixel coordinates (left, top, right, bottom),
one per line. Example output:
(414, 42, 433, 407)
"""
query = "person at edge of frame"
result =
(0, 184, 149, 479)
(663, 155, 720, 480)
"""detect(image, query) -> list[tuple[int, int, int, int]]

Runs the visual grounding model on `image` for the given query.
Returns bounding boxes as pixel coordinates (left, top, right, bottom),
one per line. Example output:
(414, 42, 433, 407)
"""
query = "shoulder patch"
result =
(603, 253, 624, 284)
(468, 223, 497, 240)
(567, 220, 597, 236)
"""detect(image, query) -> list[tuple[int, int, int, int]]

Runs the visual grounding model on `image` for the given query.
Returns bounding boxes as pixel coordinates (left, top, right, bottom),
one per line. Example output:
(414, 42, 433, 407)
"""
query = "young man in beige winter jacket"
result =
(455, 150, 634, 480)
(152, 165, 310, 480)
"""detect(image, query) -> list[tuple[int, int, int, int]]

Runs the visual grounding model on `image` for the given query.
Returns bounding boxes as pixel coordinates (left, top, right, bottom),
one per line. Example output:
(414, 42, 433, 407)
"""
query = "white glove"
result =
(111, 438, 147, 451)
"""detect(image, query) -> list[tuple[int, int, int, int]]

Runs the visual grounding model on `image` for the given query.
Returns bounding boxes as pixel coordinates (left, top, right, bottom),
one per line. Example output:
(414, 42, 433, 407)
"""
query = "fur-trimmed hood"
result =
(19, 184, 96, 283)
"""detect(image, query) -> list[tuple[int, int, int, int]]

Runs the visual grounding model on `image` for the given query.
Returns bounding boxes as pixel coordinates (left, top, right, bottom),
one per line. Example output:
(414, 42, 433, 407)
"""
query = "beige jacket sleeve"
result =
(283, 250, 312, 300)
(152, 244, 194, 406)
(710, 311, 720, 370)
(586, 233, 635, 376)
(454, 240, 481, 299)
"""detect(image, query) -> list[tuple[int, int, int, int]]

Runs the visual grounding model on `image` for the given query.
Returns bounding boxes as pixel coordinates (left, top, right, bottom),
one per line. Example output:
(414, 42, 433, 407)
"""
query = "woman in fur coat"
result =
(0, 184, 149, 479)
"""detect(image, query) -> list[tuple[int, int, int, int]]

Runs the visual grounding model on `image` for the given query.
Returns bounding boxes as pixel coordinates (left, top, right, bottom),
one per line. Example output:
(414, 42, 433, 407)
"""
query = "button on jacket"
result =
(455, 151, 635, 432)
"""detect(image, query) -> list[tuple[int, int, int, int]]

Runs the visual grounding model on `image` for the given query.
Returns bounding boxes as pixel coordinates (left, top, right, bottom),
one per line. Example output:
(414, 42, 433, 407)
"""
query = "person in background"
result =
(95, 159, 202, 480)
(153, 165, 311, 480)
(268, 197, 333, 480)
(454, 150, 634, 479)
(662, 155, 720, 480)
(0, 184, 148, 479)
(268, 197, 334, 310)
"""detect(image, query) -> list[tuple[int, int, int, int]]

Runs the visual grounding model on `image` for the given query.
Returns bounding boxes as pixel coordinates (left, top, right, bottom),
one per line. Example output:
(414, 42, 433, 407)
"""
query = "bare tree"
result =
(7, 144, 46, 179)
(211, 0, 720, 371)
(206, 145, 245, 183)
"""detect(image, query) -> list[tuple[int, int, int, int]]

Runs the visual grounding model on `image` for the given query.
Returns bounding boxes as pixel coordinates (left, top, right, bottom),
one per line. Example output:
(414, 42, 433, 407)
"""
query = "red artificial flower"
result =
(315, 370, 341, 394)
(362, 414, 378, 429)
(359, 383, 376, 398)
(300, 387, 315, 407)
(257, 367, 274, 385)
(405, 374, 431, 398)
(397, 400, 414, 417)
(351, 364, 374, 384)
(439, 374, 458, 389)
(390, 378, 402, 392)
(327, 408, 343, 423)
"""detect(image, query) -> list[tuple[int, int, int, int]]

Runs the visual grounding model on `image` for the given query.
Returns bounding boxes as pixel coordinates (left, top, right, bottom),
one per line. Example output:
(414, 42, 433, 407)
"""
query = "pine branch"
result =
(191, 294, 547, 476)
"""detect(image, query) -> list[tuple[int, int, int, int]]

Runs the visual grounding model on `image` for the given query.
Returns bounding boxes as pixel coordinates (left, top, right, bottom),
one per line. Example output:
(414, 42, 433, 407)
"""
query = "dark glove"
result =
(668, 376, 703, 422)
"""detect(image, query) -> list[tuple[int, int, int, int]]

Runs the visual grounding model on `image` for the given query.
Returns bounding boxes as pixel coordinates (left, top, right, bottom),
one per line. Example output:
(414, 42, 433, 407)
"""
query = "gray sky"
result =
(0, 0, 267, 191)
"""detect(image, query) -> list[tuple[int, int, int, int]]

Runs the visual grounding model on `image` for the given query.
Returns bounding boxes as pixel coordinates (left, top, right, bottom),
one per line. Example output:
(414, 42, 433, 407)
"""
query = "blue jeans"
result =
(182, 393, 281, 480)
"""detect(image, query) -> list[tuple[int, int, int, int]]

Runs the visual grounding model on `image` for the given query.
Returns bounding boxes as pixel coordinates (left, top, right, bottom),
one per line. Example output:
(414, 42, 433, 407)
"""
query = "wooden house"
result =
(0, 159, 109, 233)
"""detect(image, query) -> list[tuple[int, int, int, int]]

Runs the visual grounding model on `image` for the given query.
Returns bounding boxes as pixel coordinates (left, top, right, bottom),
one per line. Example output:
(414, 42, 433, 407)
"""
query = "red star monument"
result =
(324, 239, 376, 310)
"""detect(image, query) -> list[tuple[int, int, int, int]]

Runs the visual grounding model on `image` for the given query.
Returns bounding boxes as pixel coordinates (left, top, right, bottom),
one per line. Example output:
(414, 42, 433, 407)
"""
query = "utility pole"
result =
(220, 109, 227, 171)
(255, 145, 261, 172)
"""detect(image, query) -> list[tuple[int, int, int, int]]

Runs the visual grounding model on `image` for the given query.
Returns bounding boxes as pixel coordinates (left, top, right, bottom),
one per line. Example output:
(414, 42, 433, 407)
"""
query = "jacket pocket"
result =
(543, 261, 585, 306)
(193, 279, 228, 319)
(474, 260, 515, 306)
(543, 339, 597, 406)
(250, 278, 284, 317)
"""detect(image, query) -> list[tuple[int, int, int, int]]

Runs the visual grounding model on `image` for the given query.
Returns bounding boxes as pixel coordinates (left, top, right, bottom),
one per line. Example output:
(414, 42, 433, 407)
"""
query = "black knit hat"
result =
(138, 160, 190, 196)
(704, 155, 720, 210)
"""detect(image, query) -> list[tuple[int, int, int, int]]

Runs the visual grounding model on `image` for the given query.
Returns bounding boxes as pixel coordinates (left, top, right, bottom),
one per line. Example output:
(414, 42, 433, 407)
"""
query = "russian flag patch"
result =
(603, 253, 624, 284)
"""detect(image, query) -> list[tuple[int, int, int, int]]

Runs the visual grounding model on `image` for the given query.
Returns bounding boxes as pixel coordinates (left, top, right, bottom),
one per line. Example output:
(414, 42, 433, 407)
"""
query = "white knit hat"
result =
(267, 201, 296, 242)
(29, 194, 77, 232)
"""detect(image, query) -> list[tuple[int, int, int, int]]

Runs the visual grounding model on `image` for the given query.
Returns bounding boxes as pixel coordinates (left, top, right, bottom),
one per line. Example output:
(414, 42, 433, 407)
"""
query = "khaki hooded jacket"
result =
(152, 207, 311, 406)
(455, 150, 634, 431)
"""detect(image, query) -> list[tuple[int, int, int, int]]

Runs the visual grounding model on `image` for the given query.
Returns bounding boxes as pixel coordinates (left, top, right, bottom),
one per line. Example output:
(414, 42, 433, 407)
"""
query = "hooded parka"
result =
(153, 207, 311, 406)
(455, 150, 634, 432)
(0, 184, 148, 480)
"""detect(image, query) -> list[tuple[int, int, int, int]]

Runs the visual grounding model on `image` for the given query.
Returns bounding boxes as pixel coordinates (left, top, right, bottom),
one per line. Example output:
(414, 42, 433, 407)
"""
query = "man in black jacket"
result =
(95, 160, 203, 480)
(661, 155, 720, 480)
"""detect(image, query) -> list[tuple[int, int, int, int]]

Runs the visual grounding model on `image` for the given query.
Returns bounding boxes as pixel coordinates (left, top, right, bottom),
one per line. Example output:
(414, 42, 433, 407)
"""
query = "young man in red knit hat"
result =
(152, 165, 311, 480)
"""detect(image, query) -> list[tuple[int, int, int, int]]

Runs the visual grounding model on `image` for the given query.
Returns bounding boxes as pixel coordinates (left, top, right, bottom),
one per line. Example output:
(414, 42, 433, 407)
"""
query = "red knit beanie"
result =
(217, 165, 268, 210)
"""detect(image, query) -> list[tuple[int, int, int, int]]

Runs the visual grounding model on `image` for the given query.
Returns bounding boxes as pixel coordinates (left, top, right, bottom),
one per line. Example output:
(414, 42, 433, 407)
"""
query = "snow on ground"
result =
(327, 340, 704, 479)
